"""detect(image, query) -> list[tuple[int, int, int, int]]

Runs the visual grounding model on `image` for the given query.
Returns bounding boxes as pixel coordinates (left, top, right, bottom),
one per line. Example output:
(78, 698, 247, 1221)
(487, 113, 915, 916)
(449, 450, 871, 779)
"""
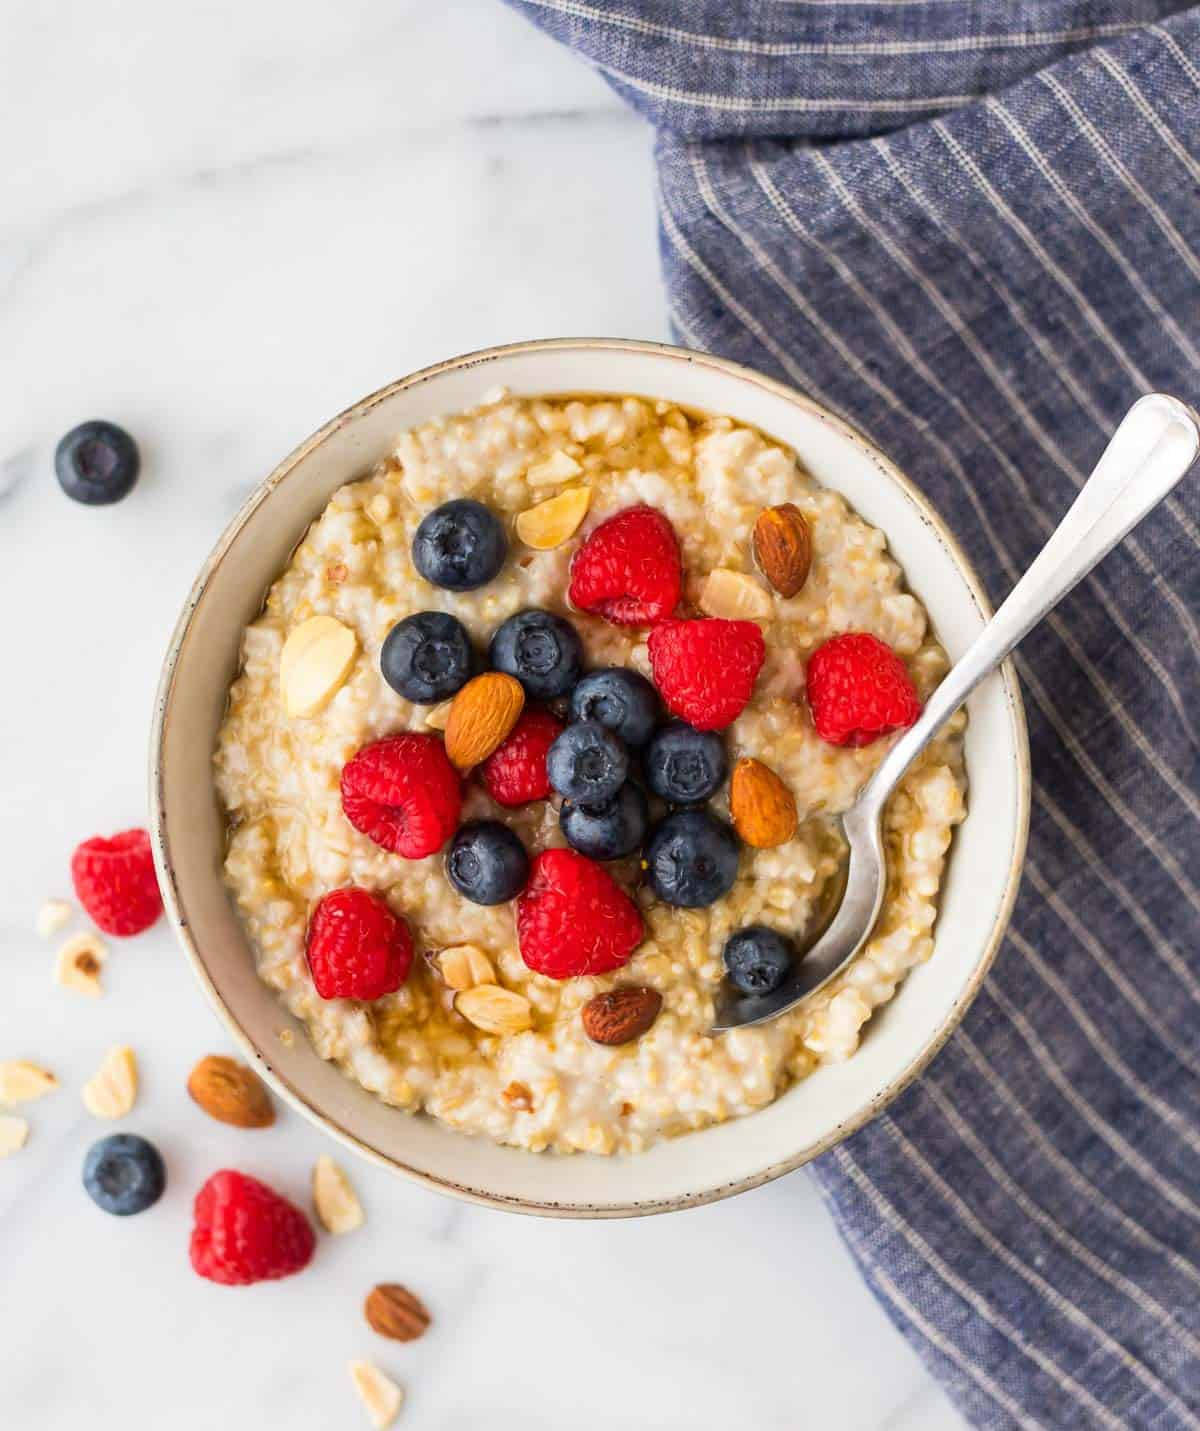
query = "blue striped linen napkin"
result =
(504, 3, 1200, 1425)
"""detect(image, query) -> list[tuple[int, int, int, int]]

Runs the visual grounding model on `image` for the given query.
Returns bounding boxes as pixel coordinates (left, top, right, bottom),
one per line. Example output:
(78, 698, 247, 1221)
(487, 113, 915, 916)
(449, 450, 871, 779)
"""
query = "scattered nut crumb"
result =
(0, 1061, 57, 1105)
(502, 1081, 533, 1112)
(82, 1046, 138, 1120)
(0, 1115, 29, 1157)
(348, 1360, 404, 1429)
(620, 1102, 634, 1117)
(36, 899, 73, 939)
(313, 1154, 365, 1235)
(278, 1028, 295, 1048)
(55, 932, 108, 997)
(325, 562, 348, 584)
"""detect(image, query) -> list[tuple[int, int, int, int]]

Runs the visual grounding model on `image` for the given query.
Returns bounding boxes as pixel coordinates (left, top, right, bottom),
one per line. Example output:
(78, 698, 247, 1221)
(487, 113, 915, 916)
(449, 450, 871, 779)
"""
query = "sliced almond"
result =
(187, 1055, 275, 1128)
(280, 614, 358, 719)
(313, 1154, 365, 1235)
(36, 898, 73, 939)
(730, 757, 799, 849)
(753, 503, 812, 598)
(515, 487, 592, 550)
(436, 945, 497, 992)
(423, 699, 454, 732)
(444, 672, 524, 769)
(349, 1361, 404, 1430)
(699, 568, 773, 622)
(0, 1061, 57, 1106)
(0, 1116, 29, 1158)
(526, 450, 582, 486)
(455, 985, 533, 1036)
(82, 1046, 138, 1120)
(55, 932, 108, 996)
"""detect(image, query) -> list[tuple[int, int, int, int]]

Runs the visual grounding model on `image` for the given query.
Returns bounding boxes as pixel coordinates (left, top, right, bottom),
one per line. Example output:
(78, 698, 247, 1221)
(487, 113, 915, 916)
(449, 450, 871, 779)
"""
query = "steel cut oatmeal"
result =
(214, 393, 966, 1155)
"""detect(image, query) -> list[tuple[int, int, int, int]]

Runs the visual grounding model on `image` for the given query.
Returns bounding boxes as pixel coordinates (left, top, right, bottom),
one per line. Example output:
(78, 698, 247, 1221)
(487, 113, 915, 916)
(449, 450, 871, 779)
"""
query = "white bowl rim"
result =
(150, 336, 1030, 1217)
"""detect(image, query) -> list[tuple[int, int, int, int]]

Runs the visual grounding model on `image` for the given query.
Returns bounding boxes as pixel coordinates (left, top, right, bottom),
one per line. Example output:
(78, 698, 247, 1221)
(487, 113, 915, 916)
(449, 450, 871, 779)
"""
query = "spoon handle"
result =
(860, 393, 1199, 814)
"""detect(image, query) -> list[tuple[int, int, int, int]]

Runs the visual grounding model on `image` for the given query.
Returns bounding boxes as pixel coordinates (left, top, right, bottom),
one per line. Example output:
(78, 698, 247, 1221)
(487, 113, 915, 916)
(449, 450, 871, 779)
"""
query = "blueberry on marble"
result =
(723, 925, 795, 996)
(55, 421, 140, 506)
(644, 809, 739, 908)
(381, 611, 476, 703)
(489, 609, 583, 700)
(560, 782, 648, 861)
(82, 1133, 165, 1216)
(446, 820, 530, 905)
(644, 722, 727, 806)
(413, 499, 507, 590)
(569, 668, 659, 747)
(546, 721, 629, 805)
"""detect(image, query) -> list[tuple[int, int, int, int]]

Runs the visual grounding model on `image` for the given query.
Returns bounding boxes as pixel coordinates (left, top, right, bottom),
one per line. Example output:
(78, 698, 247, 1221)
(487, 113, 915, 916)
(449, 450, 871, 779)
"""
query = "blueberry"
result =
(413, 499, 506, 590)
(644, 809, 739, 908)
(446, 820, 530, 905)
(723, 925, 796, 995)
(569, 668, 659, 747)
(561, 782, 648, 861)
(644, 722, 728, 806)
(82, 1133, 165, 1216)
(55, 421, 140, 506)
(489, 609, 583, 700)
(547, 721, 629, 805)
(381, 611, 476, 703)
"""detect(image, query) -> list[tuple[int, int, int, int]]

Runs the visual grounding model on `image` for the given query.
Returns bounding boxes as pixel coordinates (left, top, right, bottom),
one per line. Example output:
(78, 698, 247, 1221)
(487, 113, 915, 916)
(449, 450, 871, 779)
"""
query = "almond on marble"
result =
(0, 1061, 57, 1105)
(0, 1115, 29, 1158)
(313, 1154, 365, 1235)
(55, 932, 107, 996)
(36, 899, 73, 939)
(187, 1054, 275, 1128)
(82, 1046, 138, 1120)
(348, 1361, 404, 1430)
(365, 1284, 431, 1343)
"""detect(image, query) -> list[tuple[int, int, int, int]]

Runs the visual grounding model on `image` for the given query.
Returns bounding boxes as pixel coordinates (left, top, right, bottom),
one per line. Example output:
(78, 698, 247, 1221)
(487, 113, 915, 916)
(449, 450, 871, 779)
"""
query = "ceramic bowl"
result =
(151, 338, 1030, 1217)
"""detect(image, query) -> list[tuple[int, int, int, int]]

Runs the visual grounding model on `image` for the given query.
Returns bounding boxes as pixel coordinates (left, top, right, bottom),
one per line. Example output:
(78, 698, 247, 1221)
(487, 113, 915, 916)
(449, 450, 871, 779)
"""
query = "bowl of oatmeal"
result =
(152, 338, 1029, 1216)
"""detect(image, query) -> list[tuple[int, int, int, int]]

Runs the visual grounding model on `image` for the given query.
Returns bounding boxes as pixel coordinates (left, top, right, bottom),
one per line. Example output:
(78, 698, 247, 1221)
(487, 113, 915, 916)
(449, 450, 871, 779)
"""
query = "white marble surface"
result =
(0, 4, 964, 1427)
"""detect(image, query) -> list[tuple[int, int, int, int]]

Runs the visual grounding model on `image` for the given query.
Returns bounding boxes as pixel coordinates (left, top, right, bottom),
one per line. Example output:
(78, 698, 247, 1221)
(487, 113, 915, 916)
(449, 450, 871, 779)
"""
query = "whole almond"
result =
(581, 987, 663, 1046)
(752, 503, 812, 598)
(444, 672, 525, 769)
(187, 1055, 275, 1128)
(730, 757, 799, 848)
(365, 1283, 431, 1343)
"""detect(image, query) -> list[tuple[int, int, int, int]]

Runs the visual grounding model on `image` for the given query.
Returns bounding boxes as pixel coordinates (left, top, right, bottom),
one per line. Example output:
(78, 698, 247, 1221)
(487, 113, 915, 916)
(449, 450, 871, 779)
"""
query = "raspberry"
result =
(480, 707, 564, 808)
(341, 733, 462, 859)
(516, 848, 643, 980)
(647, 619, 766, 731)
(70, 829, 162, 937)
(806, 632, 922, 747)
(306, 887, 413, 1000)
(568, 506, 681, 626)
(189, 1170, 315, 1286)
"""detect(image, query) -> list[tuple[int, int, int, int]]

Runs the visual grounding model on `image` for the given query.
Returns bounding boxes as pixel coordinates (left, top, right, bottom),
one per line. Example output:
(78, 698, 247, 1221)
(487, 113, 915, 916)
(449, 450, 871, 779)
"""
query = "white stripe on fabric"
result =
(1009, 926, 1200, 1160)
(989, 92, 1200, 363)
(984, 980, 1200, 1226)
(517, 1, 1142, 56)
(1039, 71, 1200, 285)
(1151, 19, 1200, 90)
(798, 148, 1200, 826)
(868, 1266, 1045, 1430)
(918, 1084, 1200, 1362)
(953, 1031, 1200, 1293)
(831, 1145, 1128, 1430)
(872, 135, 1200, 658)
(657, 188, 857, 426)
(880, 1112, 1200, 1419)
(1096, 49, 1200, 189)
(1025, 861, 1200, 1061)
(594, 60, 970, 113)
(1033, 780, 1199, 1000)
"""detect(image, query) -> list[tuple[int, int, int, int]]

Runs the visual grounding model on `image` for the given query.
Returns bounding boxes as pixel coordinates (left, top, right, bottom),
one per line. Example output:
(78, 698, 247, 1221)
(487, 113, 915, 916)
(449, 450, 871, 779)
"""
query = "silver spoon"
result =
(713, 393, 1199, 1033)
